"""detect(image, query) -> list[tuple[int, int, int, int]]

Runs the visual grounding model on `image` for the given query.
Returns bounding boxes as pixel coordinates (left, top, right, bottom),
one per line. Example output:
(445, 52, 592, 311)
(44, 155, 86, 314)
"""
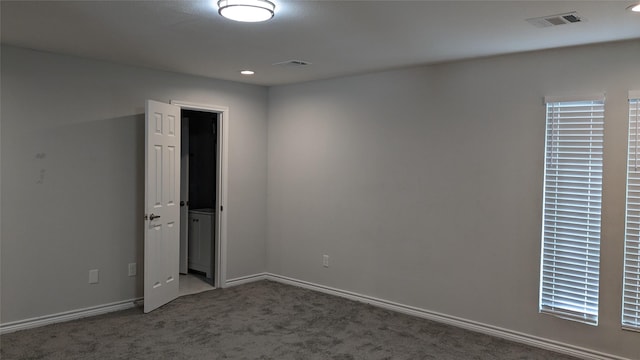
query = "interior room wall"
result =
(0, 46, 268, 324)
(266, 40, 640, 359)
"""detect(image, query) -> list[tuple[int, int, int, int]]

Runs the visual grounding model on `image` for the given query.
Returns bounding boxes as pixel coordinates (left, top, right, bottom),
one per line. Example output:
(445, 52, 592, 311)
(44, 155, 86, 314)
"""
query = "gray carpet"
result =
(1, 280, 579, 359)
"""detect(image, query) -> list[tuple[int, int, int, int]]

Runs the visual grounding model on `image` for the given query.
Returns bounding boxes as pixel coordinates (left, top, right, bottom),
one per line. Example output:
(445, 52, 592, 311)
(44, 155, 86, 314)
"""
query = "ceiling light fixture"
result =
(218, 0, 275, 22)
(240, 70, 255, 75)
(628, 3, 640, 12)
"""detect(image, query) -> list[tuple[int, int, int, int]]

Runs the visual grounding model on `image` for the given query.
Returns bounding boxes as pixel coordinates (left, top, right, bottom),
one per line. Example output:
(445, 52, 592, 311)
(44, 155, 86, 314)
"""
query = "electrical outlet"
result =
(89, 269, 99, 284)
(323, 255, 329, 268)
(128, 263, 137, 277)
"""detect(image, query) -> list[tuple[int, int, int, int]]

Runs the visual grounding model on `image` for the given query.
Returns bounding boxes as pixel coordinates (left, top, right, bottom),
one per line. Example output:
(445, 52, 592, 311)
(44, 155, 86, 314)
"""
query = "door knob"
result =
(149, 214, 161, 220)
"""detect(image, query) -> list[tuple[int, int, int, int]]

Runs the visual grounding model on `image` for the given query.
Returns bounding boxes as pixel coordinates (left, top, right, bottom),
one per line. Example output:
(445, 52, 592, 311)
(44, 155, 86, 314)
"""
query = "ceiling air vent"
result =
(526, 12, 584, 28)
(273, 59, 312, 67)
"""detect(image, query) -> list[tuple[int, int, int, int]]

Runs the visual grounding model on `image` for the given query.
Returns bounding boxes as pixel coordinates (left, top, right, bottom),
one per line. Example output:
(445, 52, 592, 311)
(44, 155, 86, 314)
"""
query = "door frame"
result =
(171, 100, 229, 289)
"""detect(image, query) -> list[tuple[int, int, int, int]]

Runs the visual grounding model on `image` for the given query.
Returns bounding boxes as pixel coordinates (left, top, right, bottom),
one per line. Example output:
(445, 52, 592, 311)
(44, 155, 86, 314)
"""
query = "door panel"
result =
(144, 100, 180, 313)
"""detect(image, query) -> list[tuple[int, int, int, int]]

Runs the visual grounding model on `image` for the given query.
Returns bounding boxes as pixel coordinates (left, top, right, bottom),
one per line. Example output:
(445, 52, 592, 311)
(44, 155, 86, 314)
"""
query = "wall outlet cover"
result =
(128, 263, 137, 277)
(89, 269, 99, 284)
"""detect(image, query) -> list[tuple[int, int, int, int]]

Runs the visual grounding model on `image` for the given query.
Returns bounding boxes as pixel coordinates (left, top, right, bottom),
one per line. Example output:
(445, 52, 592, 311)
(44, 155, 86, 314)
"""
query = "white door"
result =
(144, 100, 181, 313)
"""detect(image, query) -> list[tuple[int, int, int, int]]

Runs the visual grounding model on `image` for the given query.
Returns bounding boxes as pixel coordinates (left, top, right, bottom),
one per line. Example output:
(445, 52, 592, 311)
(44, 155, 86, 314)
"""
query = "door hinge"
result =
(220, 205, 223, 212)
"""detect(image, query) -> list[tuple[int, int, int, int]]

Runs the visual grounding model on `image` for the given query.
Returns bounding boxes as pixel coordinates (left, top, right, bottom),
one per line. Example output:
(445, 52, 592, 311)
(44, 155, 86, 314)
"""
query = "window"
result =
(540, 95, 604, 325)
(623, 90, 640, 331)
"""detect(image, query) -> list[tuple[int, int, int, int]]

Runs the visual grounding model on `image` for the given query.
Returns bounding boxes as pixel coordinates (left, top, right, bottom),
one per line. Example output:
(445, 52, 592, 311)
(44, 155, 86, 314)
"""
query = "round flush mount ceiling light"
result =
(628, 3, 640, 12)
(240, 70, 255, 75)
(218, 0, 275, 22)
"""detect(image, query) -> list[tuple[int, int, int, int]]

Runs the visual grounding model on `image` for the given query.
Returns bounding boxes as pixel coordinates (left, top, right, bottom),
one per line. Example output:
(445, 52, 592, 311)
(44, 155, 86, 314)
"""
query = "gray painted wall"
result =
(267, 40, 640, 358)
(0, 46, 268, 323)
(3, 40, 640, 358)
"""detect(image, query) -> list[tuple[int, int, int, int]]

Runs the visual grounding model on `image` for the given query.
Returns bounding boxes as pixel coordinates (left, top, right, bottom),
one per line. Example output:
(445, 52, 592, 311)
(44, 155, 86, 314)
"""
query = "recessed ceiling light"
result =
(240, 70, 255, 75)
(628, 3, 640, 12)
(218, 0, 275, 22)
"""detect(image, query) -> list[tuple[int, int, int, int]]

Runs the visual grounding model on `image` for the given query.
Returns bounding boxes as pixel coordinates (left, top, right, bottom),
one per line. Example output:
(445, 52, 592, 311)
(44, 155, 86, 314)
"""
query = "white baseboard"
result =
(0, 273, 629, 360)
(0, 271, 271, 334)
(0, 298, 141, 335)
(264, 273, 631, 360)
(224, 272, 268, 287)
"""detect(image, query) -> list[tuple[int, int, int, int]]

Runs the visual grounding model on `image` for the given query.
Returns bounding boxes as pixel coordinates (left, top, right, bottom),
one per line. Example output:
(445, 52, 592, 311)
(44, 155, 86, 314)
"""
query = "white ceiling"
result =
(2, 1, 639, 86)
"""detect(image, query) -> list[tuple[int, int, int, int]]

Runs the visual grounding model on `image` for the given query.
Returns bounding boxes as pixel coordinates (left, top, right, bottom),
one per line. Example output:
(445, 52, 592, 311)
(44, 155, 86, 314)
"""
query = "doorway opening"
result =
(178, 108, 220, 297)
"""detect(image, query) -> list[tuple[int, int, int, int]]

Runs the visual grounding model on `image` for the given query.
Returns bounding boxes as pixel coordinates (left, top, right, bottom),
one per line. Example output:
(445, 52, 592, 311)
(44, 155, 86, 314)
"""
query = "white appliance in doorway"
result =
(188, 208, 215, 279)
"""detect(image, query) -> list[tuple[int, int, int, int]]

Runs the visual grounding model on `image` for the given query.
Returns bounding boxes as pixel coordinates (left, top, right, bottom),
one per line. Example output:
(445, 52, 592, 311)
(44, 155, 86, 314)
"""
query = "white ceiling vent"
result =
(273, 59, 312, 67)
(526, 12, 584, 28)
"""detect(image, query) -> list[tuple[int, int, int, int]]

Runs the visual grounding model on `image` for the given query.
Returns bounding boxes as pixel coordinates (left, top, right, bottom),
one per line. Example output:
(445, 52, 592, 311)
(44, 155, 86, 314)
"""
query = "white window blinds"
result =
(540, 96, 604, 325)
(623, 91, 640, 331)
